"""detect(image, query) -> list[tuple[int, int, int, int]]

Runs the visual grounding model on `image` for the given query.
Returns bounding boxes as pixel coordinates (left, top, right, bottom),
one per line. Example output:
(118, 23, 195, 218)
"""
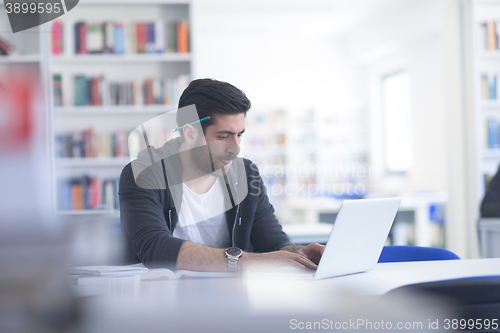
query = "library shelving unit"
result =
(465, 0, 500, 208)
(47, 0, 192, 220)
(241, 109, 288, 219)
(452, 0, 500, 257)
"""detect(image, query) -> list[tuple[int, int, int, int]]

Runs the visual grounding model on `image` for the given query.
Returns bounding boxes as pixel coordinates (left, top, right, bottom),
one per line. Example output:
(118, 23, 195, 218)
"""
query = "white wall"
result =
(344, 0, 447, 195)
(341, 0, 473, 257)
(190, 0, 358, 113)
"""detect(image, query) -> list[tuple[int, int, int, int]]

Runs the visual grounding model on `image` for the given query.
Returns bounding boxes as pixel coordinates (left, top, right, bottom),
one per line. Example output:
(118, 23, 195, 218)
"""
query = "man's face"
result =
(190, 113, 245, 176)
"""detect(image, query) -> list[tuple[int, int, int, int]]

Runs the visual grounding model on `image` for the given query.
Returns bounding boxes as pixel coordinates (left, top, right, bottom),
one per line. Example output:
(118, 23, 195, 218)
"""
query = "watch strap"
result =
(227, 258, 238, 272)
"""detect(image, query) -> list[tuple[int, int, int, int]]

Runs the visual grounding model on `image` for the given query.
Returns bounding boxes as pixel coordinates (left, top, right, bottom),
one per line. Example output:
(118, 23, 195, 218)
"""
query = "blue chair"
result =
(378, 245, 460, 263)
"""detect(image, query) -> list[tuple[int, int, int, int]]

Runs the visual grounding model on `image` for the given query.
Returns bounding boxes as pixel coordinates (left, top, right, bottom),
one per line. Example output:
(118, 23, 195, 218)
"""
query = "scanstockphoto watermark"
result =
(255, 164, 379, 180)
(3, 0, 79, 33)
(249, 163, 379, 197)
(289, 318, 424, 330)
(259, 182, 367, 198)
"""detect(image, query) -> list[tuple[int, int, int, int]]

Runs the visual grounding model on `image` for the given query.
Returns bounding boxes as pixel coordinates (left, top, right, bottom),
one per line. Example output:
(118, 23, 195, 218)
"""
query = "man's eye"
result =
(220, 136, 228, 140)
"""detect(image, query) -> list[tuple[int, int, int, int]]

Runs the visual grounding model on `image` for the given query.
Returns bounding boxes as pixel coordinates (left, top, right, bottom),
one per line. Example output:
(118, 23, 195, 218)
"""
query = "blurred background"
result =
(1, 0, 499, 271)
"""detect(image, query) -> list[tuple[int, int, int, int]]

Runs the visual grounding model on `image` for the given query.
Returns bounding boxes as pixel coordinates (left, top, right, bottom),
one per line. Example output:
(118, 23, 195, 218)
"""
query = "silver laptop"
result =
(313, 197, 401, 279)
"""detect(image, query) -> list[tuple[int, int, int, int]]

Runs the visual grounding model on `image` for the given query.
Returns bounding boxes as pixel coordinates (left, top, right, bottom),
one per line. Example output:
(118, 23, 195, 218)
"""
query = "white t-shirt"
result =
(173, 177, 231, 248)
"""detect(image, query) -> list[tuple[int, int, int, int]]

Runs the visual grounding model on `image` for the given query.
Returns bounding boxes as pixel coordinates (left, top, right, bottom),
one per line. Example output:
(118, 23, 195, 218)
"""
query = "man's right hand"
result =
(239, 250, 317, 271)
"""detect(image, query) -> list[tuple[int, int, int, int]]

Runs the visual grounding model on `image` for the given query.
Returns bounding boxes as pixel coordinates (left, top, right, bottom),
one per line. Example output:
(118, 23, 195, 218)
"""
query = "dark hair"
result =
(176, 78, 251, 139)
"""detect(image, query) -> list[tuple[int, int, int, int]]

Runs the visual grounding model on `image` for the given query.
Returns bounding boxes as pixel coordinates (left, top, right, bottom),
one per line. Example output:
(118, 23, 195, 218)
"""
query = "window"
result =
(381, 71, 413, 173)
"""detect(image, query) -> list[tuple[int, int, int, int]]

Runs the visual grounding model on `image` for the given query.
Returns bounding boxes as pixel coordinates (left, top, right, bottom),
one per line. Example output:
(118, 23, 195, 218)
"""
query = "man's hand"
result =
(239, 250, 317, 271)
(297, 243, 325, 265)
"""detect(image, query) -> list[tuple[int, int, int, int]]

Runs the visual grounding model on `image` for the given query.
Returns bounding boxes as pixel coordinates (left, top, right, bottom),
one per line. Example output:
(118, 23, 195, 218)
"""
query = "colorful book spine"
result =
(86, 23, 104, 54)
(146, 22, 155, 53)
(70, 179, 84, 210)
(167, 21, 177, 53)
(155, 21, 165, 53)
(136, 22, 146, 53)
(53, 74, 63, 106)
(480, 73, 500, 100)
(103, 21, 114, 54)
(78, 22, 87, 54)
(178, 19, 189, 53)
(488, 20, 497, 50)
(482, 20, 500, 51)
(114, 23, 125, 54)
(0, 36, 14, 55)
(52, 20, 63, 55)
(486, 117, 500, 149)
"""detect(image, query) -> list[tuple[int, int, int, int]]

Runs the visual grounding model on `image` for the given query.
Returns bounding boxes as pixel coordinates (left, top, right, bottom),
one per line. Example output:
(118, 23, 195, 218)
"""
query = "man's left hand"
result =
(297, 243, 325, 265)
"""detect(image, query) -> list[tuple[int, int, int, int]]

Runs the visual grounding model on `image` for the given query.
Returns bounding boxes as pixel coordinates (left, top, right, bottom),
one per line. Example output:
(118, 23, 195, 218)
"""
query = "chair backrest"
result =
(378, 245, 460, 263)
(477, 218, 500, 258)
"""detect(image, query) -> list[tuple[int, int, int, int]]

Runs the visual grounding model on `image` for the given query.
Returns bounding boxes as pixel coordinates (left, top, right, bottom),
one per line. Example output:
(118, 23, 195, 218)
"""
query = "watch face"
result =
(225, 247, 242, 257)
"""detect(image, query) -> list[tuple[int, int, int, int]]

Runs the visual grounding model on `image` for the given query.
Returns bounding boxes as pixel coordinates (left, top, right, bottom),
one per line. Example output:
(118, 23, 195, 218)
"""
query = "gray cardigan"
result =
(119, 137, 292, 268)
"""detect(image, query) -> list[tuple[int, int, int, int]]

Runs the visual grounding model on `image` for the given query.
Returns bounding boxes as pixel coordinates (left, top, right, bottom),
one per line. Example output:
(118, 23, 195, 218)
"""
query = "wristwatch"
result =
(224, 247, 243, 272)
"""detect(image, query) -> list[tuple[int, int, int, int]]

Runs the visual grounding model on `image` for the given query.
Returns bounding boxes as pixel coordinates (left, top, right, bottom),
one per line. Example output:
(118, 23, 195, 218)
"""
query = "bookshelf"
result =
(451, 0, 500, 257)
(242, 109, 287, 212)
(468, 1, 500, 202)
(46, 1, 192, 217)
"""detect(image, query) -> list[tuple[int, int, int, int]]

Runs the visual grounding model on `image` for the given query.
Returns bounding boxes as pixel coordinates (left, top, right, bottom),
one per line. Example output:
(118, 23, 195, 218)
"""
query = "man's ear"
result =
(183, 124, 198, 145)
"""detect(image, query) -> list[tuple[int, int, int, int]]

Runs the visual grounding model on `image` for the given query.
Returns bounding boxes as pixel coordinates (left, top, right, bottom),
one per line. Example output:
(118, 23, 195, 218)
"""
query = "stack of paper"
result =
(69, 264, 148, 277)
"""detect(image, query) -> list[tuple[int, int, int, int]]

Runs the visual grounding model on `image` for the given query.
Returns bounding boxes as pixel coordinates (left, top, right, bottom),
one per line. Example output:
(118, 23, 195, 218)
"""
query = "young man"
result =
(119, 79, 324, 272)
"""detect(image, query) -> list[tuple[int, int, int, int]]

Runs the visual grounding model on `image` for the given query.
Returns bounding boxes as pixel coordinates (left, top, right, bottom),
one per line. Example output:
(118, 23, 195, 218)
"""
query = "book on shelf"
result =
(488, 21, 497, 50)
(480, 73, 500, 100)
(86, 23, 104, 54)
(480, 20, 500, 51)
(0, 36, 14, 55)
(52, 21, 64, 55)
(484, 173, 493, 191)
(485, 117, 500, 149)
(75, 22, 87, 55)
(58, 19, 189, 55)
(59, 175, 119, 211)
(64, 74, 190, 107)
(114, 23, 125, 55)
(53, 74, 63, 107)
(55, 128, 129, 158)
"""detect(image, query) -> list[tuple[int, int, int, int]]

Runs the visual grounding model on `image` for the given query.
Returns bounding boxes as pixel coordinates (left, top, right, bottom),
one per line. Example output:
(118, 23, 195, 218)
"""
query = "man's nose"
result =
(225, 140, 240, 156)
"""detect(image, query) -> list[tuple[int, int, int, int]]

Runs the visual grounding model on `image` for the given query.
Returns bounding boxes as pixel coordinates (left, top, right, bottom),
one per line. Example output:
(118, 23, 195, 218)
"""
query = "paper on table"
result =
(141, 268, 235, 280)
(69, 264, 148, 276)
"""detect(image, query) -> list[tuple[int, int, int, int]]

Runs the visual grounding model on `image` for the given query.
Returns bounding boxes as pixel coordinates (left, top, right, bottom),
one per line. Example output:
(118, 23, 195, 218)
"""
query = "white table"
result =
(74, 258, 500, 333)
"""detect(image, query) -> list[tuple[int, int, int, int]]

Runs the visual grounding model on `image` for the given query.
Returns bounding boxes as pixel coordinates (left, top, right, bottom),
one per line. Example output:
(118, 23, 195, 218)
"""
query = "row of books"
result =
(55, 128, 129, 158)
(485, 117, 500, 149)
(58, 176, 119, 211)
(53, 74, 190, 107)
(52, 20, 189, 55)
(481, 73, 499, 100)
(480, 21, 500, 51)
